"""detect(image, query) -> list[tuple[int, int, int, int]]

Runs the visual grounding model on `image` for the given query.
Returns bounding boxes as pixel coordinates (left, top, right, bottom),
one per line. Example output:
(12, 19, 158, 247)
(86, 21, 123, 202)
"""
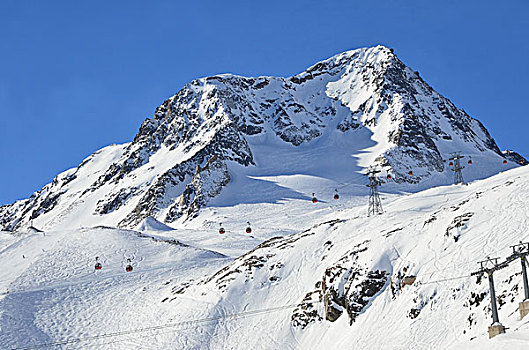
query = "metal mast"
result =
(471, 257, 508, 330)
(366, 168, 383, 217)
(504, 242, 529, 301)
(447, 152, 465, 185)
(470, 243, 529, 337)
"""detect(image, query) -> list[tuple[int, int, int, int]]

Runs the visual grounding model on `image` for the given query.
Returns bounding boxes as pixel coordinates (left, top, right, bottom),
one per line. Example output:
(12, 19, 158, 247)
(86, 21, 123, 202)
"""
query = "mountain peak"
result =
(292, 45, 396, 81)
(0, 47, 516, 231)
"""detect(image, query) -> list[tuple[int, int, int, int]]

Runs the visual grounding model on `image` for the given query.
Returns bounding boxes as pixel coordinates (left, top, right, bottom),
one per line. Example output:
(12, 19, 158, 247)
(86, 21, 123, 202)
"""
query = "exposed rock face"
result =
(0, 169, 75, 231)
(94, 187, 138, 215)
(503, 150, 528, 165)
(319, 242, 388, 325)
(165, 155, 230, 222)
(168, 218, 389, 329)
(445, 212, 474, 242)
(291, 290, 324, 328)
(0, 46, 514, 231)
(290, 239, 390, 328)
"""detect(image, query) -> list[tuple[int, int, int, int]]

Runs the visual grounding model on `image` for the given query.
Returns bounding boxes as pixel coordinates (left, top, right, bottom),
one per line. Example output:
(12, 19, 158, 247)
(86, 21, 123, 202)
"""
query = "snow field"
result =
(158, 166, 529, 349)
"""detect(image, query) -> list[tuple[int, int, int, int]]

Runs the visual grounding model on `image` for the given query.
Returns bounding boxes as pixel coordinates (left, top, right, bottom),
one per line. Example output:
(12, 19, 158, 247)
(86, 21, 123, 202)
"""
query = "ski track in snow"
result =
(2, 168, 529, 349)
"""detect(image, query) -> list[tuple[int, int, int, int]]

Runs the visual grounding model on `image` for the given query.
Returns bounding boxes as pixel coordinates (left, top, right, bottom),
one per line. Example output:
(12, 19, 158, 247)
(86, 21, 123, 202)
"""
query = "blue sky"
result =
(0, 0, 528, 204)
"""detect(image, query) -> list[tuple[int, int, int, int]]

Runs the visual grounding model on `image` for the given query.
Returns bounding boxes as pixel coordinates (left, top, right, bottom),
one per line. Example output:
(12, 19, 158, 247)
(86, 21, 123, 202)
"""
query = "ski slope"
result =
(1, 164, 529, 349)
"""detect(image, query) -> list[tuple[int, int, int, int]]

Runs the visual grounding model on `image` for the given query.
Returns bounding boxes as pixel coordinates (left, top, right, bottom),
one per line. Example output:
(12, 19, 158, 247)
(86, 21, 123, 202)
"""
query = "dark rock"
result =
(503, 150, 529, 165)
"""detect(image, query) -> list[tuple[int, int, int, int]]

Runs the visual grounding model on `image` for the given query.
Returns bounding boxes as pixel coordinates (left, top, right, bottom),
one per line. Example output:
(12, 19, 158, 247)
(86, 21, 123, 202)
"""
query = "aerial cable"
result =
(416, 274, 471, 285)
(13, 301, 319, 350)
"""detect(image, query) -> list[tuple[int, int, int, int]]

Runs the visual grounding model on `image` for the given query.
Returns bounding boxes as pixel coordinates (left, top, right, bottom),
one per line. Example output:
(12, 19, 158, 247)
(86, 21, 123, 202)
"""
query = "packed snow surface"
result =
(2, 165, 529, 349)
(1, 45, 526, 349)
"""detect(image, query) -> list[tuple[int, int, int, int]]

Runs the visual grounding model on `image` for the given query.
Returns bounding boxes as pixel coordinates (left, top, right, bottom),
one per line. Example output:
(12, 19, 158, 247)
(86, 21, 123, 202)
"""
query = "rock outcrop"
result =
(0, 46, 517, 231)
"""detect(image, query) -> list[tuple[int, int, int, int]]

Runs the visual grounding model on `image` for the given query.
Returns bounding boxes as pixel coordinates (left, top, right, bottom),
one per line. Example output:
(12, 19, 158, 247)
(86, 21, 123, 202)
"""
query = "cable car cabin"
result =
(219, 228, 226, 234)
(386, 174, 392, 180)
(125, 265, 133, 272)
(245, 221, 252, 233)
(468, 159, 472, 165)
(312, 193, 318, 203)
(334, 194, 339, 200)
(94, 257, 102, 270)
(503, 160, 508, 164)
(408, 170, 413, 176)
(449, 162, 453, 167)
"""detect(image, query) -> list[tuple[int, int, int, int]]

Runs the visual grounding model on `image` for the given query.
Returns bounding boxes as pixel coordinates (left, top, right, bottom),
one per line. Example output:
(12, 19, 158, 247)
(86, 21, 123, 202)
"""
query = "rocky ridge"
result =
(0, 45, 519, 231)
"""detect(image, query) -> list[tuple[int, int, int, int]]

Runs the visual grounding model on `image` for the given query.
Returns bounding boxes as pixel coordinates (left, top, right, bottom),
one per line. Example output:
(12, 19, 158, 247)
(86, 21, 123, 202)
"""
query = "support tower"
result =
(447, 152, 465, 185)
(366, 168, 384, 217)
(471, 257, 508, 338)
(504, 242, 529, 318)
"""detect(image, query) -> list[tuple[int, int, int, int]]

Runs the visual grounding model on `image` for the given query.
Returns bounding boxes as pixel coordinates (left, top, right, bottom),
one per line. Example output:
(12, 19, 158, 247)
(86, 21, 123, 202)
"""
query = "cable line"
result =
(417, 274, 471, 285)
(13, 301, 313, 350)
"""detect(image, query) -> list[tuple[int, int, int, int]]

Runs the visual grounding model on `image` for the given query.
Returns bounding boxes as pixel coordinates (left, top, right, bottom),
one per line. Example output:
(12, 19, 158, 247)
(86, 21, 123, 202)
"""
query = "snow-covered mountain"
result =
(0, 45, 521, 232)
(2, 45, 529, 349)
(163, 166, 529, 349)
(2, 163, 529, 349)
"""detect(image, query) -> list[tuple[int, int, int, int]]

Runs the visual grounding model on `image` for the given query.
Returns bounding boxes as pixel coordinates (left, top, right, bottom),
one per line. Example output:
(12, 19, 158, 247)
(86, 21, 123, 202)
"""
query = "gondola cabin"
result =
(245, 221, 252, 234)
(94, 257, 102, 270)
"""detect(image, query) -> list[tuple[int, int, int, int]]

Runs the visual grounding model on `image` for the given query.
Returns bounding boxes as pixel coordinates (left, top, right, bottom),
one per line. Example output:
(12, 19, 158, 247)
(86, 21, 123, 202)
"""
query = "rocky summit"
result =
(0, 46, 519, 232)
